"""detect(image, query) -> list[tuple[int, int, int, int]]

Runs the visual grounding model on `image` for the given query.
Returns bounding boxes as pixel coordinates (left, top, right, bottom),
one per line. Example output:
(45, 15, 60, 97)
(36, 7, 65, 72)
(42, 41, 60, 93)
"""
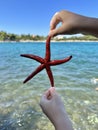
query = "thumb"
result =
(44, 87, 56, 100)
(50, 12, 60, 30)
(49, 24, 66, 37)
(49, 87, 56, 95)
(48, 87, 57, 99)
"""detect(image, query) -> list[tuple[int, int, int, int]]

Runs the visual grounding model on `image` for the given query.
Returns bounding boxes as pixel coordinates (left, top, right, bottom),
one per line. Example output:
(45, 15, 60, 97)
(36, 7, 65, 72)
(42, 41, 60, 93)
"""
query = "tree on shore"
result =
(0, 31, 8, 41)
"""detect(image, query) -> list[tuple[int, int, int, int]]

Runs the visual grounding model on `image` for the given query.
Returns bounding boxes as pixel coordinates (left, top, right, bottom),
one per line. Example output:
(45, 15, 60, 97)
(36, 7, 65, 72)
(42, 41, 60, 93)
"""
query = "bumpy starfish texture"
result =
(20, 36, 72, 87)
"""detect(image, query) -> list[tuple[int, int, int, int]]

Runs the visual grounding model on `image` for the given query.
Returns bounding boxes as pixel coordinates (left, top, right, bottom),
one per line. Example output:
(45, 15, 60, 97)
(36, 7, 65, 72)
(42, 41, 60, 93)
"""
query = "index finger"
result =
(50, 12, 61, 30)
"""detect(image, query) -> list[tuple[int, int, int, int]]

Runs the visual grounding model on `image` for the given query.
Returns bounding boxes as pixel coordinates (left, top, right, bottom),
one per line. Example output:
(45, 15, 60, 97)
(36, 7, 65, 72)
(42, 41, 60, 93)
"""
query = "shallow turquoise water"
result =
(0, 42, 98, 130)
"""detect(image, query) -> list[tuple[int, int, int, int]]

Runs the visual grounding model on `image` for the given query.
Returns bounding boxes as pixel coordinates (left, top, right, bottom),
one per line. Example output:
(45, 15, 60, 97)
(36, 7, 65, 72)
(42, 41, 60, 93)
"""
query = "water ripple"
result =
(0, 42, 98, 130)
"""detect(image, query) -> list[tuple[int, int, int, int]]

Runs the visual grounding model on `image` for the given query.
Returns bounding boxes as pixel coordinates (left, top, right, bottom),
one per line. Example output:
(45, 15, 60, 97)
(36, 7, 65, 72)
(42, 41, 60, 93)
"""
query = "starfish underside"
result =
(20, 36, 72, 87)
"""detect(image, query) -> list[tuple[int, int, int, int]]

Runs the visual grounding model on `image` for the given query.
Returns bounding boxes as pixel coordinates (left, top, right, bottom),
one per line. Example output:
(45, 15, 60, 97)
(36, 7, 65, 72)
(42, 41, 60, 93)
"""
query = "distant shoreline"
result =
(0, 40, 98, 43)
(1, 31, 98, 43)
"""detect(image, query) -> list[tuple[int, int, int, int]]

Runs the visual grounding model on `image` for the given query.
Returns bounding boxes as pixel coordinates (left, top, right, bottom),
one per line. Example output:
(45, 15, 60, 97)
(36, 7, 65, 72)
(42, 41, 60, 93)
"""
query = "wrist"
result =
(53, 112, 73, 130)
(77, 15, 98, 37)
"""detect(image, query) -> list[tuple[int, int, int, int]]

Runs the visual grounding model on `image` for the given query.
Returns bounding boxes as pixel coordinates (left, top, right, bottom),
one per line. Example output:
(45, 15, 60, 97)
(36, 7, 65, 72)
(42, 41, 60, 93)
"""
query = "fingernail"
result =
(48, 32, 52, 37)
(50, 87, 55, 92)
(48, 31, 54, 37)
(54, 12, 59, 16)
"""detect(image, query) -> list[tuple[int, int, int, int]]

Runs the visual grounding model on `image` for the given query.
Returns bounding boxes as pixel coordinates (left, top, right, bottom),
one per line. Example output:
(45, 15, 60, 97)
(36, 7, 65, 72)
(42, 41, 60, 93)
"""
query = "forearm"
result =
(77, 15, 98, 37)
(49, 10, 98, 37)
(52, 112, 74, 130)
(40, 87, 74, 130)
(54, 119, 73, 130)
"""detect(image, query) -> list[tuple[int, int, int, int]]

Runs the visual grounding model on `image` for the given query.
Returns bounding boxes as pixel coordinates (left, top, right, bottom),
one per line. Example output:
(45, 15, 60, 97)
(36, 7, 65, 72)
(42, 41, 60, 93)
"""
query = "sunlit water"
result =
(0, 42, 98, 130)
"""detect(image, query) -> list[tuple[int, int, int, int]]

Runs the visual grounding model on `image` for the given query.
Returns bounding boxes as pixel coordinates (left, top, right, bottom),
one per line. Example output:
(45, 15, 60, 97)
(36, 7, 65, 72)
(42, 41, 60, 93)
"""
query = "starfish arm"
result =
(20, 54, 44, 63)
(49, 55, 72, 66)
(45, 65, 54, 87)
(23, 64, 45, 83)
(45, 36, 51, 62)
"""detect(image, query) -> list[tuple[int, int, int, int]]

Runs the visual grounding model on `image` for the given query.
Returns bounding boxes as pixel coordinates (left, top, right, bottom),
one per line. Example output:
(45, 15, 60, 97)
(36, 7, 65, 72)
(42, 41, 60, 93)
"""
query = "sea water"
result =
(0, 42, 98, 130)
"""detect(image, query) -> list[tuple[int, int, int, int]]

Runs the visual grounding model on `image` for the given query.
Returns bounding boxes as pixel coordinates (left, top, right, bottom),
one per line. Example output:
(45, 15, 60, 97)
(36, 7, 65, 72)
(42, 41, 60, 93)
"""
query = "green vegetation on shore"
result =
(0, 31, 98, 42)
(0, 31, 45, 41)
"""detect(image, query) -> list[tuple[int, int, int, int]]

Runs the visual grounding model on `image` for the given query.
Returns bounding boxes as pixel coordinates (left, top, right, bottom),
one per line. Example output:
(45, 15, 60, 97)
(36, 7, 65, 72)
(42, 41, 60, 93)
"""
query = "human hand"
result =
(49, 10, 98, 37)
(49, 10, 84, 37)
(40, 87, 73, 130)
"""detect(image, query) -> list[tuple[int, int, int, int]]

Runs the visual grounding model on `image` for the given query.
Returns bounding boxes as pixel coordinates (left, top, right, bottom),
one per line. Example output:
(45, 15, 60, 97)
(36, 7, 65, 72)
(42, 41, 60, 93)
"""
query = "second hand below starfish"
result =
(20, 36, 72, 87)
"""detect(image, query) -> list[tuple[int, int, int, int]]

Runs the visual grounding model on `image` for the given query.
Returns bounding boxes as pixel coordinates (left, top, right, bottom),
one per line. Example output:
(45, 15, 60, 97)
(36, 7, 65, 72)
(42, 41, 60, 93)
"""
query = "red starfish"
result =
(20, 36, 72, 87)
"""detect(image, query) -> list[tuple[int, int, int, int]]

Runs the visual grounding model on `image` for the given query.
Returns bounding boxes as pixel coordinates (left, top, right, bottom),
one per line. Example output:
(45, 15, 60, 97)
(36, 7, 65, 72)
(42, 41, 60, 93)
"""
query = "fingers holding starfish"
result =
(23, 64, 45, 83)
